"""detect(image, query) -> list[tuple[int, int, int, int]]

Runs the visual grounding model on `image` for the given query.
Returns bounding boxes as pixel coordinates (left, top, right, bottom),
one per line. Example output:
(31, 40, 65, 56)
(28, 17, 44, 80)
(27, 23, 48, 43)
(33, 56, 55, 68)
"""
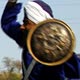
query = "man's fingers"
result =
(8, 0, 17, 3)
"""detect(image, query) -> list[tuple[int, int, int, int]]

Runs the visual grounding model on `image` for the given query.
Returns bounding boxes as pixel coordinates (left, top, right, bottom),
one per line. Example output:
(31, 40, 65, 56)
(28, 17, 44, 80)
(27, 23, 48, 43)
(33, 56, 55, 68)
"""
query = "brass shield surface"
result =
(27, 19, 75, 66)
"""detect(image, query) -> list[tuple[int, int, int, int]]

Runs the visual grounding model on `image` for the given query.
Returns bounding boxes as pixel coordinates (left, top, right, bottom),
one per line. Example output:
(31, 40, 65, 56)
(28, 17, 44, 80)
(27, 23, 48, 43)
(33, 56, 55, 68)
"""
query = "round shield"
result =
(27, 19, 75, 66)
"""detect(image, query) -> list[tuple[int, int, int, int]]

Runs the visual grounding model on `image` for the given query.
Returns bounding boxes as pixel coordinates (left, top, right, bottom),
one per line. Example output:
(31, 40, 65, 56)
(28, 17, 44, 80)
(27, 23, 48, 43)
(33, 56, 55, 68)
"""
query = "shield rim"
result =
(27, 19, 76, 66)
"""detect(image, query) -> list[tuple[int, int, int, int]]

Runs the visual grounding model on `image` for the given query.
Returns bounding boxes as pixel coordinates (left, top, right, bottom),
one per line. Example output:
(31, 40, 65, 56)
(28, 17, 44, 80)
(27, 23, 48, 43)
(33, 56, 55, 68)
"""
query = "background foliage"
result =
(0, 57, 22, 80)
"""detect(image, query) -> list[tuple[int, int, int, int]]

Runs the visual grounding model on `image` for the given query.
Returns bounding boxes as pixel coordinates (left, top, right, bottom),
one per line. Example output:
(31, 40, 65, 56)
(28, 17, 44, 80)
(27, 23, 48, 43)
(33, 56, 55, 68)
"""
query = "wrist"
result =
(8, 0, 17, 3)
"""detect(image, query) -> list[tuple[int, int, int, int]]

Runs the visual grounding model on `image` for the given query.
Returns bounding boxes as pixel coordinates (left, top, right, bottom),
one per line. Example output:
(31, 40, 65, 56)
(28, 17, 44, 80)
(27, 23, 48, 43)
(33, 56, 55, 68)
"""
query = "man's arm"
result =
(1, 0, 25, 47)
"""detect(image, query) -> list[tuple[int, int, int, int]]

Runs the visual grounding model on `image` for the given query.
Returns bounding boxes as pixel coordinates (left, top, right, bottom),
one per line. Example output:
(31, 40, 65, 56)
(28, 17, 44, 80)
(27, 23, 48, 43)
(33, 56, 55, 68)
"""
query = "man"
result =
(1, 0, 80, 80)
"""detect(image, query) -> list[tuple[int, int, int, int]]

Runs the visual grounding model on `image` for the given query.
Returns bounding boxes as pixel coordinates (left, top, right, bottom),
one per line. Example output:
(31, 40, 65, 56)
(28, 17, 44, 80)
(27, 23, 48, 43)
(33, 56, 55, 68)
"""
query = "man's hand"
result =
(6, 0, 17, 7)
(8, 0, 17, 3)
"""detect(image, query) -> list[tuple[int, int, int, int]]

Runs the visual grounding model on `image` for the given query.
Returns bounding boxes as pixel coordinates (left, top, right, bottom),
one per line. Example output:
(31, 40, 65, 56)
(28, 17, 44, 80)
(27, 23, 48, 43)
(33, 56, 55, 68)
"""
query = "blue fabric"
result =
(1, 3, 26, 47)
(1, 2, 80, 80)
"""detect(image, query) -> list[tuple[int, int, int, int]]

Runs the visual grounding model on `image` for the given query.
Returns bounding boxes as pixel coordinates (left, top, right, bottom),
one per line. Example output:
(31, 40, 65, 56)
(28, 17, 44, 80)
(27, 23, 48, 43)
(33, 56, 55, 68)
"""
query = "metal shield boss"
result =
(27, 19, 75, 66)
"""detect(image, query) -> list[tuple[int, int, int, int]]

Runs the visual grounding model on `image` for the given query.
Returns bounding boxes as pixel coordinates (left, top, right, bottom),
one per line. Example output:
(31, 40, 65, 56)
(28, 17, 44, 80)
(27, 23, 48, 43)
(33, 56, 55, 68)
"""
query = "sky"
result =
(0, 0, 80, 70)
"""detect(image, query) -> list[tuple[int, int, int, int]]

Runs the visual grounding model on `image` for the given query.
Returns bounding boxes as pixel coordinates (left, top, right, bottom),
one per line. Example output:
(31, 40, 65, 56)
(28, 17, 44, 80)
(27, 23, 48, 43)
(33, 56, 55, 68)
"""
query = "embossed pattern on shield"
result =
(31, 22, 72, 63)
